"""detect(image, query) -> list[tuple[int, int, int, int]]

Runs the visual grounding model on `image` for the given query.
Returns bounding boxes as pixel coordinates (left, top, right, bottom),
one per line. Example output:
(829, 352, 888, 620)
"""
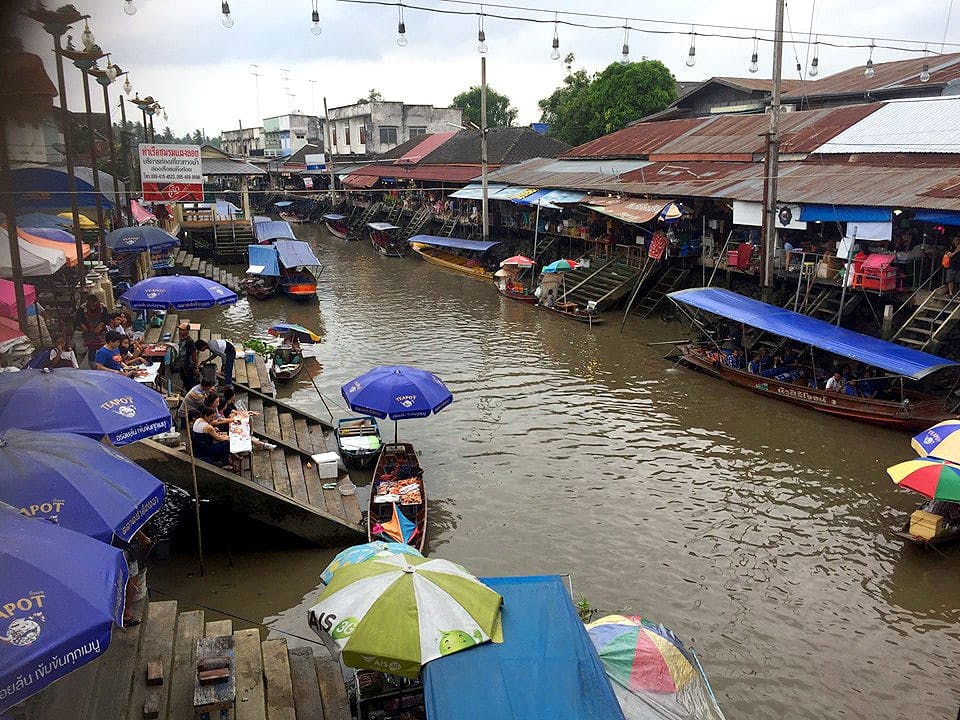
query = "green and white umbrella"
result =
(307, 553, 503, 678)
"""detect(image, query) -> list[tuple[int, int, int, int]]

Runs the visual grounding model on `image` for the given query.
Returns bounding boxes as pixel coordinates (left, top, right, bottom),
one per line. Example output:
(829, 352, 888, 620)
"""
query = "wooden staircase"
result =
(438, 216, 459, 237)
(892, 291, 960, 351)
(352, 201, 382, 229)
(403, 206, 433, 240)
(632, 264, 691, 318)
(785, 285, 861, 324)
(561, 259, 643, 311)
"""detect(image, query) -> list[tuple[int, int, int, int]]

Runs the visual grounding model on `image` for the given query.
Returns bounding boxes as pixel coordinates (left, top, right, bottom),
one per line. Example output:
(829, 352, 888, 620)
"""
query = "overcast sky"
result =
(18, 0, 960, 137)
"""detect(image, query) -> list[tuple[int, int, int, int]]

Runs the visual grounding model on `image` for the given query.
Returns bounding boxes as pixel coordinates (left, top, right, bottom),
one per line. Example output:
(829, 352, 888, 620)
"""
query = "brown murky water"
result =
(151, 224, 960, 719)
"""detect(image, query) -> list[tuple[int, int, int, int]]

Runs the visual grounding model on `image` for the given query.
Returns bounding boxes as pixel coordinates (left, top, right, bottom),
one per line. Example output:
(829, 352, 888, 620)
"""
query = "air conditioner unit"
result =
(765, 104, 797, 114)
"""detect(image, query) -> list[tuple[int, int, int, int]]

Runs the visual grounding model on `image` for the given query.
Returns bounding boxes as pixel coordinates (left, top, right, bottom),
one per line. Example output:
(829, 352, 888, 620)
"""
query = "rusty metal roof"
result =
(484, 157, 650, 190)
(564, 118, 707, 159)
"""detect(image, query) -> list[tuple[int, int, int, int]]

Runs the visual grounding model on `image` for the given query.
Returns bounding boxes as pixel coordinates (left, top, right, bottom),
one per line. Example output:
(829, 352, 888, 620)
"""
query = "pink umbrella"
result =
(500, 255, 535, 267)
(0, 278, 36, 320)
(130, 199, 157, 225)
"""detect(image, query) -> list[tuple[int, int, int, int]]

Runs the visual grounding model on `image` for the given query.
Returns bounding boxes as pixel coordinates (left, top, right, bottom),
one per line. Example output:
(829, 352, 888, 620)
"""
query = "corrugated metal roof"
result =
(421, 128, 569, 165)
(397, 132, 456, 164)
(201, 157, 267, 176)
(814, 96, 960, 154)
(564, 117, 707, 158)
(482, 157, 650, 189)
(351, 164, 489, 182)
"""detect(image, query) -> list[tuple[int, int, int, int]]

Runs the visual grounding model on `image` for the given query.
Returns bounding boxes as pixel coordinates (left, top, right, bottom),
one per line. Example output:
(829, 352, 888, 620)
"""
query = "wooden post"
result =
(52, 33, 85, 265)
(184, 419, 206, 576)
(323, 97, 337, 204)
(759, 0, 785, 299)
(0, 121, 28, 332)
(240, 176, 251, 221)
(480, 56, 489, 244)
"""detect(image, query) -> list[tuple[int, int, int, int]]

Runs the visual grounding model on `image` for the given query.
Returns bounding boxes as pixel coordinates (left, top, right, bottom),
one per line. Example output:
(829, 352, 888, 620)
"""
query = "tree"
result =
(538, 59, 677, 146)
(451, 86, 517, 128)
(360, 89, 383, 103)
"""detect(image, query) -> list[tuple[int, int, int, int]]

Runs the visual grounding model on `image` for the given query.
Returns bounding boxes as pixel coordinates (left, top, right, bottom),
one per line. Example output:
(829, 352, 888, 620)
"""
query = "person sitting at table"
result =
(118, 337, 146, 366)
(217, 388, 275, 451)
(179, 378, 216, 426)
(48, 336, 79, 368)
(93, 331, 139, 377)
(203, 392, 234, 429)
(191, 406, 233, 468)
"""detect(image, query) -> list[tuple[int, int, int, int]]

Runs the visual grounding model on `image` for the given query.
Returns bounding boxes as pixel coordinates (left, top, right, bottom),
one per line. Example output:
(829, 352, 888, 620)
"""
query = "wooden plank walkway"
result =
(13, 603, 350, 720)
(172, 249, 243, 293)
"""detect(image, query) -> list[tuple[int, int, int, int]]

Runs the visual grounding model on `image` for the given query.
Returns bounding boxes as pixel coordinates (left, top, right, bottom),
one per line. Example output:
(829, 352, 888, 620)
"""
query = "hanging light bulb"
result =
(864, 41, 875, 78)
(396, 4, 406, 46)
(550, 14, 560, 60)
(809, 38, 819, 77)
(749, 33, 759, 73)
(920, 62, 930, 82)
(620, 22, 629, 64)
(686, 27, 696, 67)
(311, 10, 322, 35)
(123, 76, 132, 95)
(123, 0, 137, 15)
(221, 1, 234, 28)
(163, 109, 168, 121)
(105, 60, 118, 82)
(477, 12, 487, 54)
(81, 21, 95, 51)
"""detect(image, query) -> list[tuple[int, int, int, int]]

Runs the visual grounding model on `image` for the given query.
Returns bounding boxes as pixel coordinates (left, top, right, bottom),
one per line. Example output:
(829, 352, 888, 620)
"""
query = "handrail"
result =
(562, 259, 616, 300)
(893, 269, 941, 318)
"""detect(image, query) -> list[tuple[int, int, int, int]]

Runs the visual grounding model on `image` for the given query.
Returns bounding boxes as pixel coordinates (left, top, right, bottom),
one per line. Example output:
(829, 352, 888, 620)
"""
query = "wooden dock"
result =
(12, 601, 351, 720)
(172, 250, 243, 294)
(134, 313, 363, 544)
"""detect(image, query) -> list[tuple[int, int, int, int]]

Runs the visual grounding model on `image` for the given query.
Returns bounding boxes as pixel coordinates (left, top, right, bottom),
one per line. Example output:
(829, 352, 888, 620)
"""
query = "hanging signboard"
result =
(138, 144, 204, 202)
(305, 153, 326, 171)
(303, 177, 314, 189)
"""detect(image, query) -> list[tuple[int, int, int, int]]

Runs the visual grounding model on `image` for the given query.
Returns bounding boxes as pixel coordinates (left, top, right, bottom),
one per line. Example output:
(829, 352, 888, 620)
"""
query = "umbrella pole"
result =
(184, 422, 206, 576)
(394, 420, 398, 444)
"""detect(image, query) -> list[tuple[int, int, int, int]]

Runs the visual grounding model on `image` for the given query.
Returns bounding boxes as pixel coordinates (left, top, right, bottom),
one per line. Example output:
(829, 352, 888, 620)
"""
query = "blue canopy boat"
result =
(253, 219, 296, 245)
(322, 213, 354, 240)
(367, 222, 404, 257)
(668, 287, 960, 430)
(275, 240, 322, 299)
(275, 200, 307, 224)
(408, 235, 500, 280)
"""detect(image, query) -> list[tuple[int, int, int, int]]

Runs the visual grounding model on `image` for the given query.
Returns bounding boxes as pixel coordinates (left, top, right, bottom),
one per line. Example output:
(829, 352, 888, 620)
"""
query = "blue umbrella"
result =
(16, 212, 70, 229)
(120, 275, 237, 310)
(0, 504, 127, 714)
(320, 541, 424, 585)
(341, 365, 453, 441)
(0, 428, 165, 543)
(0, 369, 172, 446)
(21, 227, 75, 244)
(105, 226, 180, 254)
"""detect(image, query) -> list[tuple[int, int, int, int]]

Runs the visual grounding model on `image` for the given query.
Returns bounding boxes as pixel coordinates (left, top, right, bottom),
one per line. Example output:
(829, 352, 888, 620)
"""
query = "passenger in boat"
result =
(825, 371, 843, 392)
(758, 348, 773, 373)
(748, 354, 761, 374)
(725, 348, 745, 369)
(191, 406, 232, 468)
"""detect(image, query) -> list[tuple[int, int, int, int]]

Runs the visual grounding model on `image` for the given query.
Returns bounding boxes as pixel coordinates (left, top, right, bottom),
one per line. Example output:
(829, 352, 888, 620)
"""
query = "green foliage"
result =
(576, 593, 594, 623)
(539, 59, 677, 146)
(361, 89, 383, 103)
(243, 338, 271, 355)
(451, 86, 518, 129)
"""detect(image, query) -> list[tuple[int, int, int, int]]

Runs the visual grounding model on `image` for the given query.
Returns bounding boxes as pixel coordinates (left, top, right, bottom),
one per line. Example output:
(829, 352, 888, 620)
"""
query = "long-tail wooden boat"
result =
(334, 416, 383, 469)
(323, 213, 354, 240)
(543, 301, 604, 325)
(270, 346, 303, 383)
(409, 234, 501, 281)
(240, 275, 278, 300)
(368, 442, 426, 551)
(368, 222, 405, 257)
(496, 285, 538, 303)
(279, 211, 307, 224)
(275, 239, 322, 300)
(667, 287, 960, 431)
(279, 267, 318, 299)
(892, 507, 960, 547)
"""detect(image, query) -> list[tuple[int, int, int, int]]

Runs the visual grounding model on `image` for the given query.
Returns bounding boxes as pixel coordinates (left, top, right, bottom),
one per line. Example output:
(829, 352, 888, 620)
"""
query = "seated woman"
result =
(48, 336, 79, 368)
(203, 392, 234, 429)
(219, 387, 275, 451)
(191, 406, 232, 468)
(118, 337, 145, 366)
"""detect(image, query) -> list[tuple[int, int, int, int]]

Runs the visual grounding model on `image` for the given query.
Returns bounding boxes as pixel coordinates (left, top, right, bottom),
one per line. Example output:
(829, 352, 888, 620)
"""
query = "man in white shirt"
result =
(825, 372, 843, 392)
(196, 338, 237, 386)
(109, 312, 128, 336)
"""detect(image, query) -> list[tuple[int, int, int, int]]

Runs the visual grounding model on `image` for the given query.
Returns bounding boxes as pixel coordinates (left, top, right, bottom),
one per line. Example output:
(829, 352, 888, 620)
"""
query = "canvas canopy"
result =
(409, 235, 500, 252)
(0, 228, 66, 277)
(247, 244, 280, 276)
(275, 240, 321, 268)
(253, 220, 296, 243)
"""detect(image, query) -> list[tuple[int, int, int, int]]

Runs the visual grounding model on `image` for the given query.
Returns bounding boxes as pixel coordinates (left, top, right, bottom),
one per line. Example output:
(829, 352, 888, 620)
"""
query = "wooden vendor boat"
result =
(497, 285, 538, 303)
(276, 201, 308, 224)
(334, 416, 383, 469)
(892, 517, 960, 547)
(543, 301, 604, 325)
(368, 442, 427, 551)
(408, 234, 500, 281)
(323, 213, 354, 240)
(667, 287, 960, 431)
(275, 239, 322, 300)
(368, 222, 405, 257)
(270, 346, 303, 383)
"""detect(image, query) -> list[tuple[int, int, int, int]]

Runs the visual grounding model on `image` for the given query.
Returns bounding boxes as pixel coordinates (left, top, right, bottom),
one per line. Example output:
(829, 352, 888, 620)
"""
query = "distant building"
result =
(220, 126, 264, 157)
(325, 101, 463, 157)
(263, 113, 323, 158)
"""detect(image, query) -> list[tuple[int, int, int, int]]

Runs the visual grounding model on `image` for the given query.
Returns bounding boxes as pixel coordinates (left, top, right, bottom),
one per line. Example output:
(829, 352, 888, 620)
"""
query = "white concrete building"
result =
(325, 101, 462, 156)
(263, 114, 323, 158)
(220, 126, 264, 157)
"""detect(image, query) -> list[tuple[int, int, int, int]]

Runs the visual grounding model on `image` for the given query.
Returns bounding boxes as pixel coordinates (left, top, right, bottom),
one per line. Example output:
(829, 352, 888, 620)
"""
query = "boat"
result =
(892, 517, 960, 547)
(269, 345, 303, 383)
(240, 274, 278, 300)
(667, 287, 960, 430)
(368, 222, 405, 257)
(244, 244, 282, 300)
(408, 234, 500, 280)
(275, 201, 307, 224)
(494, 261, 537, 303)
(497, 284, 538, 303)
(543, 301, 604, 324)
(252, 218, 297, 245)
(334, 416, 383, 469)
(368, 442, 426, 551)
(275, 239, 322, 300)
(323, 213, 355, 240)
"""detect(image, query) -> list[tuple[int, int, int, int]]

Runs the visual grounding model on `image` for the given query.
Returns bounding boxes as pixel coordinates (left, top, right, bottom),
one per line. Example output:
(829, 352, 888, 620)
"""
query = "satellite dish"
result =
(777, 206, 793, 225)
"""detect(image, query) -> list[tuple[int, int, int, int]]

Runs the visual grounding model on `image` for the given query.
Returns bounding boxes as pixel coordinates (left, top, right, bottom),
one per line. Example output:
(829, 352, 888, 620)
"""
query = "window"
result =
(409, 126, 427, 138)
(359, 126, 366, 144)
(379, 126, 399, 145)
(345, 126, 351, 146)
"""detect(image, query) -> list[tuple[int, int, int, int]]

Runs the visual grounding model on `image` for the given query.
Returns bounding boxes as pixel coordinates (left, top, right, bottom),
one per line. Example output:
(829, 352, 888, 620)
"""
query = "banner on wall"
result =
(138, 144, 203, 202)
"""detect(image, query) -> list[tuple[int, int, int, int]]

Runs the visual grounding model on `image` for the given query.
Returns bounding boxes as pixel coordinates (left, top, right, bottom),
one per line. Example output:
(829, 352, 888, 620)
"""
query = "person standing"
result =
(177, 322, 198, 392)
(944, 236, 960, 297)
(75, 294, 109, 367)
(195, 338, 236, 387)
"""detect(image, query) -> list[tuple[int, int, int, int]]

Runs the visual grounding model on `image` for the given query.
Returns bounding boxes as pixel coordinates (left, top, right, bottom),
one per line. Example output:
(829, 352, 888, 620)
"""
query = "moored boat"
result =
(408, 235, 500, 280)
(496, 285, 538, 303)
(892, 517, 960, 547)
(368, 222, 405, 257)
(368, 442, 426, 551)
(495, 256, 537, 303)
(334, 416, 383, 469)
(323, 213, 354, 240)
(543, 301, 604, 324)
(253, 218, 297, 245)
(275, 239, 322, 300)
(667, 287, 960, 430)
(270, 346, 303, 383)
(276, 201, 307, 223)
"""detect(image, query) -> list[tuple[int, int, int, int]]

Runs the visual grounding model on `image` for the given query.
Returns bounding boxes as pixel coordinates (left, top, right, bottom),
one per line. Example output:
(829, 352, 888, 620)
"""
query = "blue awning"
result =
(914, 209, 960, 226)
(448, 183, 509, 200)
(799, 205, 892, 222)
(323, 213, 347, 221)
(275, 239, 321, 268)
(669, 287, 958, 380)
(246, 244, 279, 276)
(423, 576, 624, 720)
(274, 201, 294, 207)
(253, 220, 296, 243)
(409, 234, 500, 252)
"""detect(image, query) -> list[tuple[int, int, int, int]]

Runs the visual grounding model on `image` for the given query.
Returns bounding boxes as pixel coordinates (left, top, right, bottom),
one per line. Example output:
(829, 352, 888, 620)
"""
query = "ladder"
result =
(403, 207, 433, 240)
(633, 265, 691, 319)
(438, 216, 459, 237)
(892, 291, 960, 351)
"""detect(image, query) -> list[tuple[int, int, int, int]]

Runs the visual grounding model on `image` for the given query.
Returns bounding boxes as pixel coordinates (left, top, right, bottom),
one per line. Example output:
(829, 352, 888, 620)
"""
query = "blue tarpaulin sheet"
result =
(247, 245, 279, 276)
(253, 220, 296, 242)
(448, 183, 508, 200)
(799, 204, 891, 222)
(513, 189, 587, 209)
(409, 235, 500, 252)
(423, 575, 624, 720)
(275, 239, 321, 268)
(669, 287, 958, 380)
(914, 209, 960, 227)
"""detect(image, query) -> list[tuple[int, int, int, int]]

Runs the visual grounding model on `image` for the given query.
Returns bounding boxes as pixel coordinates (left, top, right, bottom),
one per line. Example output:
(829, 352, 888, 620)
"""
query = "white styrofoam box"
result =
(311, 451, 340, 479)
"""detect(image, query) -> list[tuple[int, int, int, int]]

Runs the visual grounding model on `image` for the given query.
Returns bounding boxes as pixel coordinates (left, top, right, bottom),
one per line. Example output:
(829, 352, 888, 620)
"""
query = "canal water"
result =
(151, 224, 960, 719)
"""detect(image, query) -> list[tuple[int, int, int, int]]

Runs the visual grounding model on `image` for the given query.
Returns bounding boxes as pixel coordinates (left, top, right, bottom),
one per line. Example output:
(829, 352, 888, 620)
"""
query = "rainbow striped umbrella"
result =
(887, 458, 960, 501)
(911, 420, 960, 464)
(586, 615, 725, 719)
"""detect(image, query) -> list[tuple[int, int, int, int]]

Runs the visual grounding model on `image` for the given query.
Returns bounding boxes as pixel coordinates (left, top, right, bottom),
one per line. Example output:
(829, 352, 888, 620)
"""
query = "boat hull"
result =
(410, 242, 493, 280)
(368, 442, 427, 551)
(270, 347, 303, 383)
(279, 212, 307, 224)
(496, 285, 537, 303)
(675, 347, 954, 430)
(372, 239, 405, 257)
(335, 417, 383, 469)
(893, 519, 960, 547)
(542, 304, 605, 324)
(324, 221, 352, 240)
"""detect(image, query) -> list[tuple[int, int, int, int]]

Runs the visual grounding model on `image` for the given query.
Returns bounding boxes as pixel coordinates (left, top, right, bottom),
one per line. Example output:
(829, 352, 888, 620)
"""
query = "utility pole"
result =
(323, 96, 337, 204)
(309, 79, 317, 115)
(280, 68, 291, 113)
(249, 64, 262, 125)
(759, 0, 785, 298)
(480, 56, 489, 244)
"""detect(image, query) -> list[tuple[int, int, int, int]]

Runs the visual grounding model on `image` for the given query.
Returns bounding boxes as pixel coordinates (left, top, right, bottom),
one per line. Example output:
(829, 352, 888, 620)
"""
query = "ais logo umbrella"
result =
(319, 541, 423, 586)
